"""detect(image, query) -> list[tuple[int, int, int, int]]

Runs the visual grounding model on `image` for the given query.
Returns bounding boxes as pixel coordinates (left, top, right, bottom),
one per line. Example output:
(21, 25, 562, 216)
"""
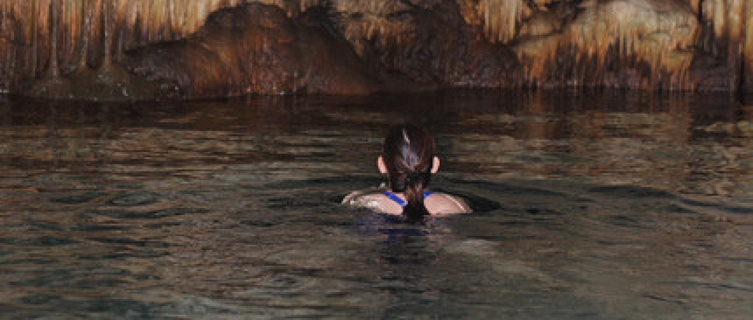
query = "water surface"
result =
(0, 91, 751, 319)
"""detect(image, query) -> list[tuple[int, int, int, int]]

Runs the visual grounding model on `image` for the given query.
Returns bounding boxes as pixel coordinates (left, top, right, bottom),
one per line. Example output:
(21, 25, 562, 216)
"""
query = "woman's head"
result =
(378, 123, 439, 221)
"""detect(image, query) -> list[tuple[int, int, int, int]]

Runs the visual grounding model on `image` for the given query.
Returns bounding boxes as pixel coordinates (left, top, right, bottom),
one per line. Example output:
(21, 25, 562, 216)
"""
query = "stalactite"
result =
(1, 0, 753, 97)
(101, 0, 113, 68)
(2, 0, 336, 76)
(47, 0, 60, 79)
(726, 0, 743, 91)
(711, 0, 727, 42)
(76, 0, 91, 69)
(0, 0, 7, 87)
(336, 0, 418, 60)
(699, 0, 753, 90)
(515, 0, 698, 90)
(688, 0, 701, 14)
(30, 0, 38, 76)
(477, 0, 530, 44)
(745, 0, 753, 82)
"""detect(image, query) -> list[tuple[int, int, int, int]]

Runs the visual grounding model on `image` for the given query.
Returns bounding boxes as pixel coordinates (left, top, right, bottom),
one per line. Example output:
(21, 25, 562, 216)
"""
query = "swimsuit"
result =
(382, 190, 434, 208)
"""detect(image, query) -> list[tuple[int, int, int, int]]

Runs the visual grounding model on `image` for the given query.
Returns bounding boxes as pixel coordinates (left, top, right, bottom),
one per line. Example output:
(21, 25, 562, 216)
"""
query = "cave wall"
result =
(0, 0, 751, 100)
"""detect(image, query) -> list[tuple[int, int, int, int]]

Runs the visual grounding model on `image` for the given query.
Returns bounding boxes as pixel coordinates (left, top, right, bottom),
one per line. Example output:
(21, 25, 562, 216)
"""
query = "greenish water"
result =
(0, 91, 751, 319)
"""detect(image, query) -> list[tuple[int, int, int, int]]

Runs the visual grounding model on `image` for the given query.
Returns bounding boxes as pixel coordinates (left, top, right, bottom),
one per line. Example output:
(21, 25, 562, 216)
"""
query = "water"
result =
(0, 91, 751, 319)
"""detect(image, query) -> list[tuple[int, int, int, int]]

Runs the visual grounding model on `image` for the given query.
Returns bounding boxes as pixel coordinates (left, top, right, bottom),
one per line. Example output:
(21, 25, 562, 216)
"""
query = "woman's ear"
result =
(431, 156, 440, 174)
(378, 156, 388, 174)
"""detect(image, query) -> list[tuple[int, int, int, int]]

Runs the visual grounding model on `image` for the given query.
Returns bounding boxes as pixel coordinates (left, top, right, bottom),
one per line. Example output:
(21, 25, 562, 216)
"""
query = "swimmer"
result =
(343, 123, 472, 221)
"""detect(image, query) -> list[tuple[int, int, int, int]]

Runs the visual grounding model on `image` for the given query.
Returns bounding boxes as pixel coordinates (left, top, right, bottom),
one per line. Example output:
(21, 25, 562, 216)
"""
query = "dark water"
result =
(0, 91, 751, 319)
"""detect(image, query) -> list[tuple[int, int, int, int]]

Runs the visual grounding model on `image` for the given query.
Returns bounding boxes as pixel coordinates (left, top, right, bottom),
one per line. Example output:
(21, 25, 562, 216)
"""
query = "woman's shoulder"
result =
(342, 187, 385, 204)
(425, 192, 473, 216)
(342, 188, 402, 214)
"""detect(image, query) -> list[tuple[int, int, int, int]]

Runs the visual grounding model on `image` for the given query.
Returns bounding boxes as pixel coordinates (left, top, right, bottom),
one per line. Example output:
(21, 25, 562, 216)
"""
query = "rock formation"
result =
(0, 0, 751, 100)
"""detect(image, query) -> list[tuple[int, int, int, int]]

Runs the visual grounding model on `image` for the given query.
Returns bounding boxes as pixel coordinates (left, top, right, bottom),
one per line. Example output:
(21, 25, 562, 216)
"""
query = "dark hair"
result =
(382, 123, 435, 222)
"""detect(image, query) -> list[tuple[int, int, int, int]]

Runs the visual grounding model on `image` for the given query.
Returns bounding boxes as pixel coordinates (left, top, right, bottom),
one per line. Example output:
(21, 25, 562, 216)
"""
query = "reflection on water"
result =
(0, 91, 751, 318)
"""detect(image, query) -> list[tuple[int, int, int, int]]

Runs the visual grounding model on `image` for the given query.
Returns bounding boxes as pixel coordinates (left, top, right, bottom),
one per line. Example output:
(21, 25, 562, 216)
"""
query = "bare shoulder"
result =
(343, 189, 378, 205)
(342, 188, 402, 214)
(425, 192, 472, 216)
(343, 188, 471, 216)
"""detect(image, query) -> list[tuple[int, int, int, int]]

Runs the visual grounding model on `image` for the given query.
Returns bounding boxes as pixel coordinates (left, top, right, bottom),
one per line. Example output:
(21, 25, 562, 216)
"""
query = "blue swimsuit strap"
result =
(382, 191, 434, 208)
